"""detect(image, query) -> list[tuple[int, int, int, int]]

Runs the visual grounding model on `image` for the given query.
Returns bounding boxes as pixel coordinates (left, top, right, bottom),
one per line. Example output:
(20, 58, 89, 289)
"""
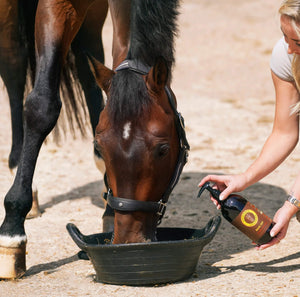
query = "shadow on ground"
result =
(39, 180, 105, 212)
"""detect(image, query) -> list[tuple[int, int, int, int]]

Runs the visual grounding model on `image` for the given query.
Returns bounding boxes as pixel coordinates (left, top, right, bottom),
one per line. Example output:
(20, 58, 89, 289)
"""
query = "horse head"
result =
(89, 55, 189, 243)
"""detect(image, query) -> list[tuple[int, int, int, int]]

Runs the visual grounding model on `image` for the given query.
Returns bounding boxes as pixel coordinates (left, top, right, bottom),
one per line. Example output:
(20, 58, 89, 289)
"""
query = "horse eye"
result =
(94, 140, 102, 153)
(157, 144, 170, 157)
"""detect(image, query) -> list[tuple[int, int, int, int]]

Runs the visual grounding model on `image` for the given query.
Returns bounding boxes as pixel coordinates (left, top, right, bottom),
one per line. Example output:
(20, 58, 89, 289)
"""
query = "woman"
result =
(199, 0, 300, 250)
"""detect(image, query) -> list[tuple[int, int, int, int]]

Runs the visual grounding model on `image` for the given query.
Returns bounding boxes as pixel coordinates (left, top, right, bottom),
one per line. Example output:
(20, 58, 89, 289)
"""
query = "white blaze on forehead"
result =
(123, 122, 131, 140)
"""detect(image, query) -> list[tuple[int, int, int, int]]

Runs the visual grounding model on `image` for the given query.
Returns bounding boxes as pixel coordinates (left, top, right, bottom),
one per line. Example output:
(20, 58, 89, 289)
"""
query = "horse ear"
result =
(147, 57, 169, 92)
(86, 53, 115, 94)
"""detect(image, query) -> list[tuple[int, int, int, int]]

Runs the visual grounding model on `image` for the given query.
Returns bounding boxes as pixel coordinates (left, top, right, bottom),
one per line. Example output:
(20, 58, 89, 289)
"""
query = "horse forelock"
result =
(107, 70, 151, 125)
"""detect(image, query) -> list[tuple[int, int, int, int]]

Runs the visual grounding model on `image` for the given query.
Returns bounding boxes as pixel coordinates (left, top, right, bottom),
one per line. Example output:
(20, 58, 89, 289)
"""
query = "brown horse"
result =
(0, 0, 189, 279)
(88, 0, 189, 244)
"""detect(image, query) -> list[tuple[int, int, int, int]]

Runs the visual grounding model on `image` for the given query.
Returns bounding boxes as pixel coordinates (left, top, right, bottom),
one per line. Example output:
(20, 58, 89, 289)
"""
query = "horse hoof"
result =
(102, 216, 114, 233)
(26, 208, 41, 219)
(0, 243, 26, 279)
(26, 189, 42, 219)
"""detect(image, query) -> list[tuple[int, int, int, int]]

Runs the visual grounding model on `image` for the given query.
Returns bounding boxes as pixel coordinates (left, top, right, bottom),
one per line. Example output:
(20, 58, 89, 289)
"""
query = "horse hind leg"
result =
(26, 183, 41, 219)
(0, 50, 26, 171)
(0, 0, 27, 171)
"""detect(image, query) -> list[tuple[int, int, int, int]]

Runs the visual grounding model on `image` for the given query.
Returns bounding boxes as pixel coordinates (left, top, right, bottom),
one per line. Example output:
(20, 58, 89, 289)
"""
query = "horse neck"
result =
(108, 0, 131, 69)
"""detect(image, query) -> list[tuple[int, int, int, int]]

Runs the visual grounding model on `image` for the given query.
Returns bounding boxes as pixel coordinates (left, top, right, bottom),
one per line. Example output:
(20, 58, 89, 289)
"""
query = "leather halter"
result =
(103, 59, 190, 225)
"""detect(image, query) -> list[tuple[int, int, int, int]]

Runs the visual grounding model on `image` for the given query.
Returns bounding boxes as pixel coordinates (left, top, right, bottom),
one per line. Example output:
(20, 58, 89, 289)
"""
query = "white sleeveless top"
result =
(270, 37, 294, 82)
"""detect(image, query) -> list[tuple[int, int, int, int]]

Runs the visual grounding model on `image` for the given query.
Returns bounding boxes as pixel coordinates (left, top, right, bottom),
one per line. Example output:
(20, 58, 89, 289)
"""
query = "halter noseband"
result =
(103, 59, 190, 225)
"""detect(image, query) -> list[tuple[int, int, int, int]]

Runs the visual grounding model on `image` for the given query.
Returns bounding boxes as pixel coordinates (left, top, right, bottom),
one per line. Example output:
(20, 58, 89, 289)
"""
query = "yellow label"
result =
(240, 209, 258, 227)
(232, 201, 272, 242)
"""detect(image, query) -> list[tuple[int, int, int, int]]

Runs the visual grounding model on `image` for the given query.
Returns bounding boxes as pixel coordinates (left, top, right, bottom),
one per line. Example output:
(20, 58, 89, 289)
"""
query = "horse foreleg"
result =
(0, 60, 62, 279)
(0, 0, 94, 279)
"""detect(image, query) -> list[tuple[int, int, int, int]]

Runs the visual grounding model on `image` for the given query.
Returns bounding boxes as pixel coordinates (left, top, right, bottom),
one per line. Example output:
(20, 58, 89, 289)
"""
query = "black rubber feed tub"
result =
(66, 215, 221, 286)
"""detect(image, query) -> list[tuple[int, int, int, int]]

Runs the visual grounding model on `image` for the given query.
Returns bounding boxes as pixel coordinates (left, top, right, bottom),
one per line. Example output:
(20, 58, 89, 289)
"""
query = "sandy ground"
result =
(1, 0, 300, 296)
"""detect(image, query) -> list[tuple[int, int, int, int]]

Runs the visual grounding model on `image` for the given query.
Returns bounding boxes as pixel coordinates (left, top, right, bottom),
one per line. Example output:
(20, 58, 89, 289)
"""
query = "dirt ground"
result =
(1, 0, 300, 296)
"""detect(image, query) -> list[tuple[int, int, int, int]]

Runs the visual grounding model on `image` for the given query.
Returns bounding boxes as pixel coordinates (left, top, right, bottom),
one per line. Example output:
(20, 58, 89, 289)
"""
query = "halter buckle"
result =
(178, 112, 185, 129)
(157, 200, 167, 217)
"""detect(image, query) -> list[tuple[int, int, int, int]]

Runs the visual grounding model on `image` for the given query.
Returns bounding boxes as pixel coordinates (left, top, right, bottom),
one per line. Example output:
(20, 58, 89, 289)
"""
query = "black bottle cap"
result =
(197, 182, 221, 201)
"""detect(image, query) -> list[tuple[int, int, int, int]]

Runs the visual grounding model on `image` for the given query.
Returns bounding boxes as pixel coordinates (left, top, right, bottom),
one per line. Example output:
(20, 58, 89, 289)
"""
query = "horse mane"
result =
(109, 0, 180, 124)
(127, 0, 179, 72)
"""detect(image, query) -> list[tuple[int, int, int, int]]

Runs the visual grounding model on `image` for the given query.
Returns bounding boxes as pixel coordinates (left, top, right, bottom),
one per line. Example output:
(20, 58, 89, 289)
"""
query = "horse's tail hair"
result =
(18, 0, 90, 144)
(54, 52, 90, 143)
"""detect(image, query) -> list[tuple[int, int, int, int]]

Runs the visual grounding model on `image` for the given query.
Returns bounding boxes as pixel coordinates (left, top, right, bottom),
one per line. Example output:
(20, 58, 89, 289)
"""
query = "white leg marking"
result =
(0, 235, 27, 248)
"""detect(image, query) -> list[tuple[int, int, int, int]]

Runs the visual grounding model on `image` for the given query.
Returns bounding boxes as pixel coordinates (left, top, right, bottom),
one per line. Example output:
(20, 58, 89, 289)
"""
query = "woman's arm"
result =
(244, 71, 299, 185)
(199, 71, 300, 199)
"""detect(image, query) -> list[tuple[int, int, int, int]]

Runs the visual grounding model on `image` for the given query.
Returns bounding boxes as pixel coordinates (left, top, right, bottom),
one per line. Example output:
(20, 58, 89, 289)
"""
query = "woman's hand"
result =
(199, 173, 249, 208)
(255, 201, 298, 250)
